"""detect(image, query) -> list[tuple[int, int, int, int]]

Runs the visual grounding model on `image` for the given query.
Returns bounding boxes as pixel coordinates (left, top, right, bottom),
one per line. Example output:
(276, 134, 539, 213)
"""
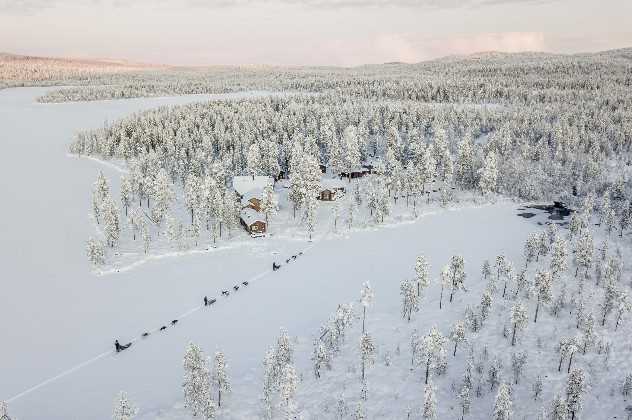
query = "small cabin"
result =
(340, 167, 370, 179)
(318, 179, 346, 201)
(240, 208, 266, 235)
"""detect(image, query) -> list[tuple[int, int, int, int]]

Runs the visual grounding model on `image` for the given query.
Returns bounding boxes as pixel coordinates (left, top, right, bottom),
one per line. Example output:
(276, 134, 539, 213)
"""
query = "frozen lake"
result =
(0, 88, 537, 419)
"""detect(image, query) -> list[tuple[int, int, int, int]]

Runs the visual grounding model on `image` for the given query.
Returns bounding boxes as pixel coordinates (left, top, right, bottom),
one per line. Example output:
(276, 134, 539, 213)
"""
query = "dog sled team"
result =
(113, 251, 305, 355)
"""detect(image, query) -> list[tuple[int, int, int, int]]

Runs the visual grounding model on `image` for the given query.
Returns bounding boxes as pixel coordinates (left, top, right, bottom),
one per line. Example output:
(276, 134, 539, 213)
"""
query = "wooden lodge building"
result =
(240, 207, 266, 235)
(318, 178, 346, 201)
(232, 176, 274, 236)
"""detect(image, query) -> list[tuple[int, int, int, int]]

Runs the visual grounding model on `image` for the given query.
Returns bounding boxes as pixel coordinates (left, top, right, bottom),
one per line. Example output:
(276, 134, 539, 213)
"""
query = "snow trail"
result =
(5, 242, 316, 404)
(6, 350, 112, 403)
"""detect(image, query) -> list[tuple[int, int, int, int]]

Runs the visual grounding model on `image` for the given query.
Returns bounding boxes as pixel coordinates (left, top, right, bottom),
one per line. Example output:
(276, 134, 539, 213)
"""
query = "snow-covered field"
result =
(0, 88, 530, 419)
(2, 87, 631, 420)
(0, 88, 313, 419)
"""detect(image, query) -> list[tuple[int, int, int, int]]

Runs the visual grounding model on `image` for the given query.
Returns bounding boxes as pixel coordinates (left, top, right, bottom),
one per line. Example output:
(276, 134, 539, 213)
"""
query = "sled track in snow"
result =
(6, 242, 316, 404)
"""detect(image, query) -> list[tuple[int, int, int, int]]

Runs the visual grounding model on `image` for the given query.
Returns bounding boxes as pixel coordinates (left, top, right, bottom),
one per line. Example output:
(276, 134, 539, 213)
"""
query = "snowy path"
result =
(5, 243, 315, 406)
(0, 87, 537, 419)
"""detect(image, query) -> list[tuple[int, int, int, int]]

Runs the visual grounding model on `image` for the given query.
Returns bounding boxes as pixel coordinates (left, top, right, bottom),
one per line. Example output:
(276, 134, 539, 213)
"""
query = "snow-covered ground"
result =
(0, 87, 533, 420)
(0, 88, 311, 419)
(2, 88, 629, 420)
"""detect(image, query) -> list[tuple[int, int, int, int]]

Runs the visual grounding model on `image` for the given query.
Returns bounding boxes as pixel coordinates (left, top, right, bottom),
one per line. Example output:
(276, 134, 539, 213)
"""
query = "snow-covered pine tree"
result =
(533, 270, 553, 323)
(550, 236, 569, 278)
(458, 382, 471, 420)
(492, 383, 512, 420)
(492, 255, 508, 294)
(623, 373, 632, 397)
(211, 351, 231, 408)
(532, 375, 543, 400)
(482, 260, 491, 280)
(379, 184, 392, 223)
(92, 170, 111, 224)
(415, 255, 431, 297)
(558, 337, 578, 372)
(550, 394, 568, 420)
(327, 132, 344, 178)
(574, 230, 593, 277)
(184, 174, 202, 224)
(275, 328, 294, 380)
(112, 391, 137, 420)
(537, 231, 549, 259)
(615, 291, 632, 330)
(165, 214, 183, 249)
(481, 290, 493, 321)
(439, 266, 450, 309)
(102, 197, 121, 247)
(400, 278, 419, 322)
(448, 255, 466, 303)
(360, 332, 375, 382)
(524, 233, 539, 267)
(141, 221, 150, 254)
(304, 193, 317, 240)
(342, 126, 361, 184)
(183, 342, 216, 420)
(260, 183, 277, 226)
(94, 170, 110, 203)
(568, 213, 583, 240)
(261, 347, 276, 419)
(580, 312, 595, 353)
(150, 170, 173, 226)
(422, 382, 437, 419)
(510, 301, 528, 346)
(86, 238, 106, 267)
(0, 401, 10, 420)
(566, 368, 586, 420)
(222, 193, 240, 238)
(619, 202, 632, 237)
(455, 134, 475, 189)
(479, 151, 498, 196)
(488, 357, 503, 391)
(600, 277, 618, 326)
(246, 142, 262, 180)
(260, 139, 281, 180)
(422, 145, 436, 197)
(513, 269, 530, 299)
(360, 282, 374, 333)
(449, 320, 466, 356)
(311, 339, 330, 379)
(120, 175, 133, 217)
(510, 351, 527, 384)
(279, 363, 298, 420)
(416, 327, 446, 384)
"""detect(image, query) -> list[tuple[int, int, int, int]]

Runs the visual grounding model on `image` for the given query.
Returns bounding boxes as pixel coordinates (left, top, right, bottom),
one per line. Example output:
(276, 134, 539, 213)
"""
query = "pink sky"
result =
(1, 0, 631, 66)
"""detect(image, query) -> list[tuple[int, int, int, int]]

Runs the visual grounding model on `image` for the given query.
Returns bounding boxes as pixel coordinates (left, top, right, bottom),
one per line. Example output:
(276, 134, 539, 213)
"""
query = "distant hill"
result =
(0, 52, 163, 84)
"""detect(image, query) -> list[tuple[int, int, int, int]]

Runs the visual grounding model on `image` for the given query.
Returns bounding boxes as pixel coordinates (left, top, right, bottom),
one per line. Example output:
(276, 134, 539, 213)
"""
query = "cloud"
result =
(318, 31, 549, 66)
(0, 0, 557, 13)
(421, 32, 547, 57)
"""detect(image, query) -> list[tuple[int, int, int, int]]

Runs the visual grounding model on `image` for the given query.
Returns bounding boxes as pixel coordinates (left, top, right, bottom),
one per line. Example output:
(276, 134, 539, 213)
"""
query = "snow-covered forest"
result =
(1, 48, 632, 420)
(69, 48, 632, 267)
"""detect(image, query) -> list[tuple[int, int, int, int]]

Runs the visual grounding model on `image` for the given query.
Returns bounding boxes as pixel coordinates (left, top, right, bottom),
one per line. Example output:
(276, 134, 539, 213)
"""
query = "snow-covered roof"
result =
(233, 176, 273, 197)
(240, 207, 265, 225)
(344, 166, 369, 173)
(241, 188, 265, 204)
(320, 178, 346, 191)
(363, 156, 382, 167)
